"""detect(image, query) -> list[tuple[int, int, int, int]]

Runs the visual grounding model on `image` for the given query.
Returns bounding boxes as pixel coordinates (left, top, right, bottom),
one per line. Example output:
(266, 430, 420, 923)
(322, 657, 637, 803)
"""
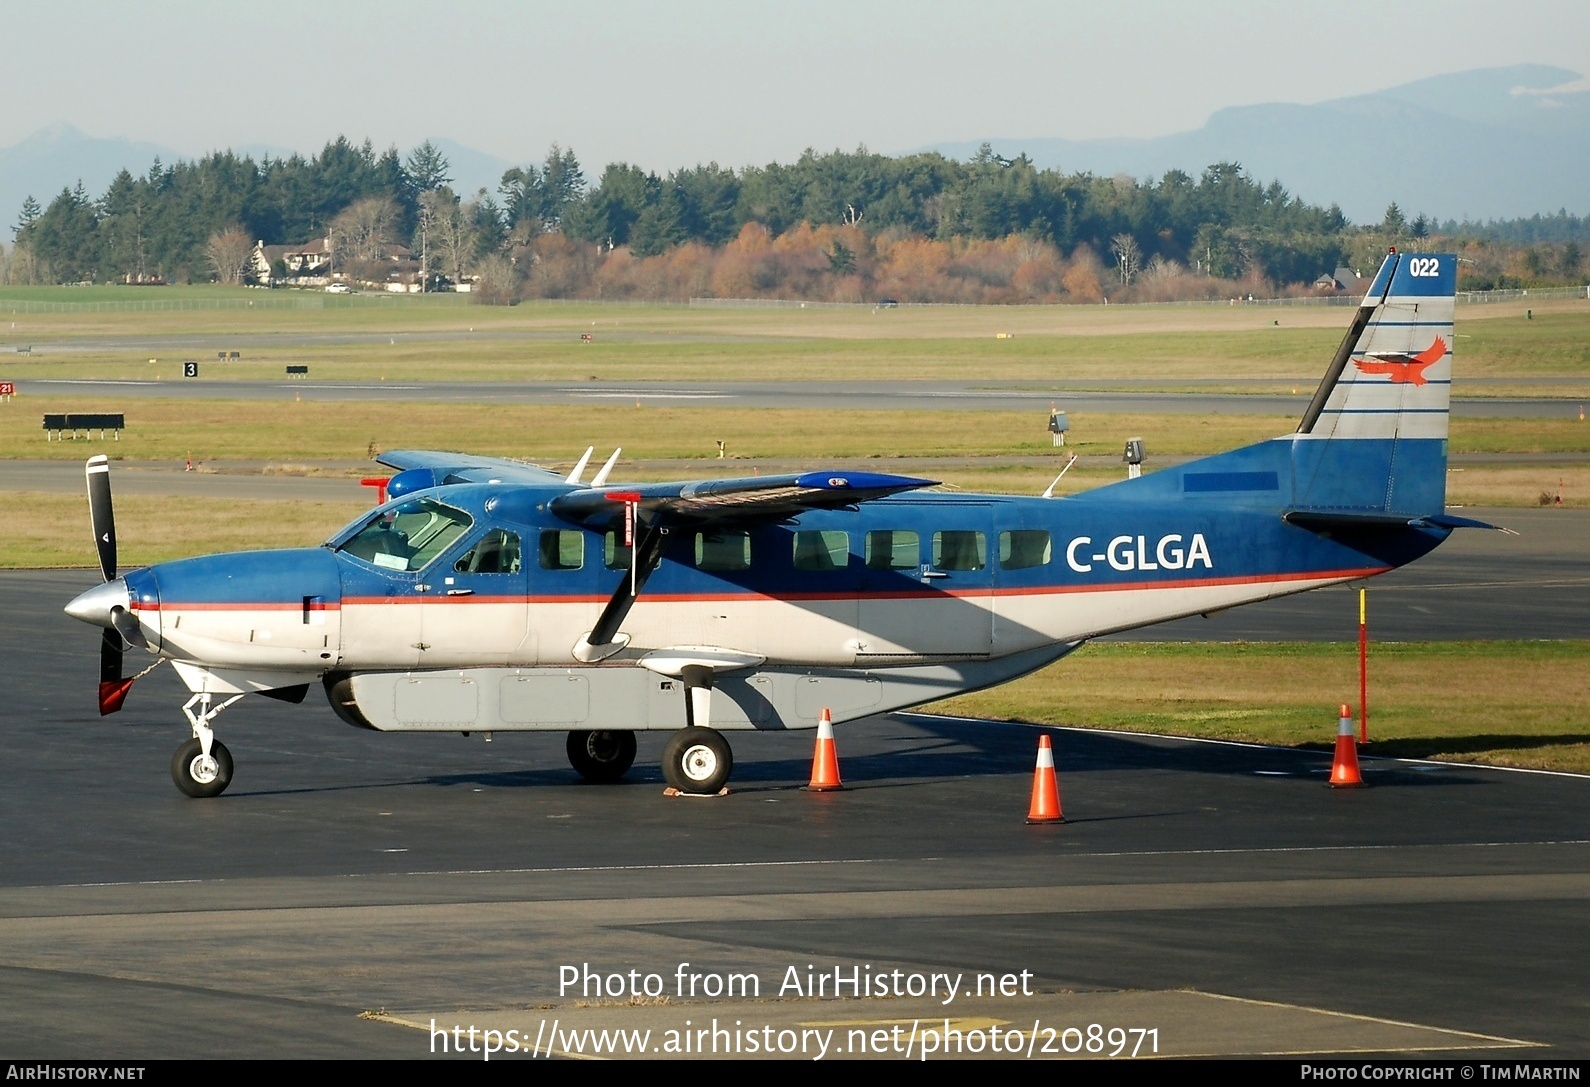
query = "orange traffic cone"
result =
(1328, 704, 1366, 788)
(807, 708, 842, 791)
(1026, 734, 1064, 823)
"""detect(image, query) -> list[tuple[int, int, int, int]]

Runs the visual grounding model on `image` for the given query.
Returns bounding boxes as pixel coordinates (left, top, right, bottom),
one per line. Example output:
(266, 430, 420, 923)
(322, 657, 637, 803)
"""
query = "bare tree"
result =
(330, 197, 398, 265)
(420, 189, 479, 288)
(5, 242, 42, 284)
(1142, 254, 1182, 283)
(473, 253, 520, 305)
(1110, 233, 1142, 286)
(205, 226, 254, 285)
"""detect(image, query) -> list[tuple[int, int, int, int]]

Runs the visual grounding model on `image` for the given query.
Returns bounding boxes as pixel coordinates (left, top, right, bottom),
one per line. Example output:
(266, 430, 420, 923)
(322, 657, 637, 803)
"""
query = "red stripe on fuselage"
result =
(148, 566, 1388, 611)
(134, 600, 340, 611)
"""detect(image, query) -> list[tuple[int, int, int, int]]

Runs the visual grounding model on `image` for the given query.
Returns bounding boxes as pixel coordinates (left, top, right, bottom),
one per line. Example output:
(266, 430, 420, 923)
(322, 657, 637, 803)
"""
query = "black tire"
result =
(566, 730, 637, 783)
(661, 727, 733, 794)
(171, 737, 233, 799)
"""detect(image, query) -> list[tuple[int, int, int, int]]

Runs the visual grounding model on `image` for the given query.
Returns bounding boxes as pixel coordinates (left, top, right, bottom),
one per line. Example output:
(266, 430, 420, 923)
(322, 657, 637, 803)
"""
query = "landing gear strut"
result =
(566, 730, 637, 782)
(172, 692, 241, 798)
(662, 727, 733, 795)
(658, 664, 734, 794)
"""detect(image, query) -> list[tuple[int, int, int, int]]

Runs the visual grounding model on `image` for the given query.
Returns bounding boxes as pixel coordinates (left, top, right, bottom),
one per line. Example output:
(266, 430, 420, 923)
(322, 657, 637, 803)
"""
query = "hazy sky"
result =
(3, 0, 1586, 169)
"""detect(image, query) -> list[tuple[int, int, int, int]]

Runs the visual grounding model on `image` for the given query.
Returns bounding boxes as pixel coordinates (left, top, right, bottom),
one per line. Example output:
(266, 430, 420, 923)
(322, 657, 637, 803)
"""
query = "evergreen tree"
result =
(15, 194, 41, 235)
(404, 140, 452, 194)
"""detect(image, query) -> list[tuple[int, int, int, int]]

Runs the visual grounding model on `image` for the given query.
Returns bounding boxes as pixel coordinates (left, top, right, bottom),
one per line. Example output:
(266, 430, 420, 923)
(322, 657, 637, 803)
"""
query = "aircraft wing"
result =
(376, 450, 570, 486)
(551, 470, 937, 527)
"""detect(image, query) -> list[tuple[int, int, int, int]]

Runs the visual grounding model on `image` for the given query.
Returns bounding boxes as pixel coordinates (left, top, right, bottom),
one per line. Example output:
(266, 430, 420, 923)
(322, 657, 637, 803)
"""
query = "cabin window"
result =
(603, 530, 632, 571)
(933, 530, 986, 571)
(538, 530, 584, 570)
(999, 530, 1052, 570)
(865, 530, 919, 570)
(695, 530, 751, 571)
(454, 529, 522, 574)
(793, 530, 849, 571)
(337, 497, 473, 573)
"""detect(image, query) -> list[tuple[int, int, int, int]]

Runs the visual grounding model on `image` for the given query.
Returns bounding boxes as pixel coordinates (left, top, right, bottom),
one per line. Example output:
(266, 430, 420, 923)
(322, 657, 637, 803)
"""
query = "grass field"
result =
(3, 492, 362, 568)
(4, 399, 1587, 465)
(0, 287, 1585, 391)
(936, 639, 1590, 774)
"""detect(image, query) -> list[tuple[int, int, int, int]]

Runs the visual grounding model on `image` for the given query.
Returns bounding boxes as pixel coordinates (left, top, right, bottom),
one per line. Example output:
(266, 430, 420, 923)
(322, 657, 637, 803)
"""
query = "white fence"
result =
(0, 293, 471, 315)
(690, 284, 1590, 311)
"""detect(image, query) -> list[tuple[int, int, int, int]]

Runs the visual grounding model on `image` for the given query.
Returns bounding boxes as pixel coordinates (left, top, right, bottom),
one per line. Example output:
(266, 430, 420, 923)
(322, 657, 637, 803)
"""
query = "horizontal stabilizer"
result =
(1284, 508, 1507, 533)
(552, 471, 936, 527)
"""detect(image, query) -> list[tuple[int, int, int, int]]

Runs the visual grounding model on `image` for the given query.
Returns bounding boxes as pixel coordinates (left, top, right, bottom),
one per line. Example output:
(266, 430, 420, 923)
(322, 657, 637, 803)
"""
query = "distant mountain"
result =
(917, 65, 1590, 223)
(428, 138, 516, 201)
(0, 124, 179, 238)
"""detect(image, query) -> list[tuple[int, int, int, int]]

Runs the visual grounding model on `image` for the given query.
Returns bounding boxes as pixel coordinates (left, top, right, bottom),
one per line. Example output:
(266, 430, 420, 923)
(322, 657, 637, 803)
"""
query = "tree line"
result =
(3, 137, 1584, 300)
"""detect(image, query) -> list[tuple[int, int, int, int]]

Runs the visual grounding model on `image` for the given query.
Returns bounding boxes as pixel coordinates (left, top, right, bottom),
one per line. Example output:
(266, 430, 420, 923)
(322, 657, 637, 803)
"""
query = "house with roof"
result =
(250, 238, 333, 286)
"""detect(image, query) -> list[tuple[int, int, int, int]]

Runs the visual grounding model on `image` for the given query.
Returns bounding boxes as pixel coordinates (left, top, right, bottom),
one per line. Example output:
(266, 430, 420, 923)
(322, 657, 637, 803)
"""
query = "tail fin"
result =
(1292, 250, 1455, 517)
(1080, 250, 1457, 520)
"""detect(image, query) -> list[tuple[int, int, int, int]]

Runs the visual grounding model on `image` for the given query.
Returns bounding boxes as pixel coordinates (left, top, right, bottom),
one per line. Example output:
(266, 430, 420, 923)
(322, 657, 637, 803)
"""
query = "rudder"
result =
(1293, 250, 1455, 517)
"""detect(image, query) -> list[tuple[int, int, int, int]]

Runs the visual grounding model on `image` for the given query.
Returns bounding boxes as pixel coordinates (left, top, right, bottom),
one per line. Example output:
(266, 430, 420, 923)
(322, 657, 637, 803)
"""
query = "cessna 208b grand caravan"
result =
(66, 251, 1488, 797)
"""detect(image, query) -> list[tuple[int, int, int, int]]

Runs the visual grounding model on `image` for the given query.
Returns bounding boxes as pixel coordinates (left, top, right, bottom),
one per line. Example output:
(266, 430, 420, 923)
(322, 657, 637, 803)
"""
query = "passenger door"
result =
(856, 503, 994, 658)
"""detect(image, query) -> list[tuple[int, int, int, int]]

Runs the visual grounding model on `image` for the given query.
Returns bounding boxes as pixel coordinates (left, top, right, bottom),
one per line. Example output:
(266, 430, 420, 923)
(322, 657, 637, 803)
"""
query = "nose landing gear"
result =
(172, 692, 242, 798)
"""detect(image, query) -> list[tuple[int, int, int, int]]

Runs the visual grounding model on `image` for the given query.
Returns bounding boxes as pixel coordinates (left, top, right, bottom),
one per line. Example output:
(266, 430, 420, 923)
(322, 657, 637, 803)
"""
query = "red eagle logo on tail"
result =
(1353, 337, 1447, 386)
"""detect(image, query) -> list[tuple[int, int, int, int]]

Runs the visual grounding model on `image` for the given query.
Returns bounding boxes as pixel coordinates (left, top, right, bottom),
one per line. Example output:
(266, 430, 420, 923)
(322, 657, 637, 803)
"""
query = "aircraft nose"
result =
(65, 579, 130, 630)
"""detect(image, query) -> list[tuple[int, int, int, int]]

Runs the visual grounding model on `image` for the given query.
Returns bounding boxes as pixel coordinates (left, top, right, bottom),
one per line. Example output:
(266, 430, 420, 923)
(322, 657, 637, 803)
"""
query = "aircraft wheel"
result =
(566, 730, 637, 783)
(171, 737, 233, 799)
(662, 727, 732, 794)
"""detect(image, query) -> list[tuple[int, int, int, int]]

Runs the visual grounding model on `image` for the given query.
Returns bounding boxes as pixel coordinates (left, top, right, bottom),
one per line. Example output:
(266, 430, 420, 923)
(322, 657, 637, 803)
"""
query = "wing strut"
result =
(572, 524, 669, 662)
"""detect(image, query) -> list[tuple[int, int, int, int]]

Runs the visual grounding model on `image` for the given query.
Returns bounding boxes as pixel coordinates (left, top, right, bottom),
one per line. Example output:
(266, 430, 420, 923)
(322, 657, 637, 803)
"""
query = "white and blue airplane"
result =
(66, 250, 1488, 797)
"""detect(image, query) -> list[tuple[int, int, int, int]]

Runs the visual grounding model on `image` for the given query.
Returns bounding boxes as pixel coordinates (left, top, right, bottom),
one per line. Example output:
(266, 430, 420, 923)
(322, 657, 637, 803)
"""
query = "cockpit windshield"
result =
(336, 497, 473, 572)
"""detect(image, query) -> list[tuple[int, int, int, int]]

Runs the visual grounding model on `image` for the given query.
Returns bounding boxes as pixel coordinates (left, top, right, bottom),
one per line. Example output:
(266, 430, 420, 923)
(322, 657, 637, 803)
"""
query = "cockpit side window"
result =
(337, 497, 473, 573)
(454, 529, 522, 574)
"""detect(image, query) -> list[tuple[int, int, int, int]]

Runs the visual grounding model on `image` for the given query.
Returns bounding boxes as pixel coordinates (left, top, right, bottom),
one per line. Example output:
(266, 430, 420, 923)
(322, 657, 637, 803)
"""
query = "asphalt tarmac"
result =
(1, 546, 1588, 1059)
(16, 376, 1587, 416)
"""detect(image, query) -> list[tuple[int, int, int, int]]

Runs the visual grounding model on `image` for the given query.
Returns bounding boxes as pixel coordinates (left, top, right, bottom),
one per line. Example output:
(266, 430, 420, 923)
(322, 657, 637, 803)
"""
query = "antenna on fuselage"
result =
(566, 446, 595, 484)
(1041, 454, 1078, 499)
(590, 448, 622, 488)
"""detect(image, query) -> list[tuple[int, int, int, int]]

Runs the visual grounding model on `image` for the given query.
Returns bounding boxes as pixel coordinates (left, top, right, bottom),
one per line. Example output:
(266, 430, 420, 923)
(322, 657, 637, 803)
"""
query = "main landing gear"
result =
(562, 726, 735, 795)
(566, 729, 638, 783)
(172, 692, 241, 798)
(661, 727, 733, 795)
(563, 663, 736, 794)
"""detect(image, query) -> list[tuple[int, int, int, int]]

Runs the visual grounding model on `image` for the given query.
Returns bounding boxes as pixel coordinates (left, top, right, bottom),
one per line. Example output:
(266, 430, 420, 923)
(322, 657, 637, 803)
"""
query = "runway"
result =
(16, 376, 1585, 416)
(2, 554, 1588, 1057)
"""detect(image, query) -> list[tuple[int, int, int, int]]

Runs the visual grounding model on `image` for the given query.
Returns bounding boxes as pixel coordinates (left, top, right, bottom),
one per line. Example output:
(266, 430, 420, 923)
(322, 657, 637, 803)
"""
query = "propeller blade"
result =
(98, 629, 132, 716)
(86, 455, 116, 582)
